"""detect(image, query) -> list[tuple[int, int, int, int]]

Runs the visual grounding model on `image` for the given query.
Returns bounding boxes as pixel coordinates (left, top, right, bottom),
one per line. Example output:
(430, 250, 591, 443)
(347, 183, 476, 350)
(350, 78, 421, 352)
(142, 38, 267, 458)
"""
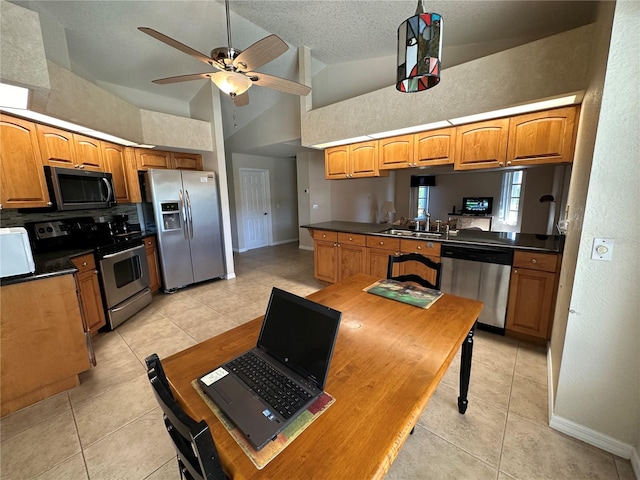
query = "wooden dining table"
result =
(163, 273, 483, 479)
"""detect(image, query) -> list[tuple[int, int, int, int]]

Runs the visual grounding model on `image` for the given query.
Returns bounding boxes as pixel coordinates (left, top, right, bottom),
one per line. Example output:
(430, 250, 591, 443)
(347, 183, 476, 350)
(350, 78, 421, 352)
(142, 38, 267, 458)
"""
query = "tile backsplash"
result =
(0, 204, 140, 228)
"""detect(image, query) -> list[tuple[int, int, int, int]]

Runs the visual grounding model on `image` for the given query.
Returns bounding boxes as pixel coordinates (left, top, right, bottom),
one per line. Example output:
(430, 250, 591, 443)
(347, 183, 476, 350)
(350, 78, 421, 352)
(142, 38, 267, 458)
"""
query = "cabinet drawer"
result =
(71, 253, 96, 273)
(366, 236, 400, 251)
(312, 230, 338, 242)
(337, 232, 366, 246)
(400, 239, 441, 257)
(513, 250, 559, 272)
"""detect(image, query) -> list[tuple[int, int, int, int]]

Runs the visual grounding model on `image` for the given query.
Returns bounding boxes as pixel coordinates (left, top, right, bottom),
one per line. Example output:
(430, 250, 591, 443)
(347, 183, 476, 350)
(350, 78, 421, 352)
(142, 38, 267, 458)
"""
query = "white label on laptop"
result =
(201, 367, 228, 386)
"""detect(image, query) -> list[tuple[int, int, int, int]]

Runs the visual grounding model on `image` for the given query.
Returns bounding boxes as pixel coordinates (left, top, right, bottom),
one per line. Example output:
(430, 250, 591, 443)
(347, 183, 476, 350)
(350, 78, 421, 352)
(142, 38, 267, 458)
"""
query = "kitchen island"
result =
(302, 221, 563, 342)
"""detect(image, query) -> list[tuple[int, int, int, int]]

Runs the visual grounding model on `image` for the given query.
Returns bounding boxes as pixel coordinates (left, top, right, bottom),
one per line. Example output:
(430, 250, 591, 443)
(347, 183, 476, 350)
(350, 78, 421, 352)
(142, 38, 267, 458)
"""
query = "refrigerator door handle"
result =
(185, 189, 194, 239)
(179, 189, 189, 239)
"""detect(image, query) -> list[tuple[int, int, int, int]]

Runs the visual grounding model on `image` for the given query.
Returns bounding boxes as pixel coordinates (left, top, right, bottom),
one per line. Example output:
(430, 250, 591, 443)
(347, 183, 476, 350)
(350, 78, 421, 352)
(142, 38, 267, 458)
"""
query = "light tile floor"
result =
(0, 243, 636, 480)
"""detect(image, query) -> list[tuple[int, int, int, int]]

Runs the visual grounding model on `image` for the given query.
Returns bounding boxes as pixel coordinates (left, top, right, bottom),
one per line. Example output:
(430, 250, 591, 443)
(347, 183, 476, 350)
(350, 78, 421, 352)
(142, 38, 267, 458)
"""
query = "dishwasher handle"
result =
(441, 243, 513, 265)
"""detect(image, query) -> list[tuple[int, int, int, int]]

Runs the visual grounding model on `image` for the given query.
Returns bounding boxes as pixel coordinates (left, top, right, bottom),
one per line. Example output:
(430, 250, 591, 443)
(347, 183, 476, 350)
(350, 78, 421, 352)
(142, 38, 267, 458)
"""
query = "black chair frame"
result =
(386, 252, 442, 290)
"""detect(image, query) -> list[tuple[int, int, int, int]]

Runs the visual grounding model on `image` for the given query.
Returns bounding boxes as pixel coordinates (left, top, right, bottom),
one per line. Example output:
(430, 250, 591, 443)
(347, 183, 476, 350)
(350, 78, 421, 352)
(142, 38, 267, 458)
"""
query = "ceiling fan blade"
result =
(248, 72, 311, 96)
(233, 92, 250, 107)
(233, 34, 288, 72)
(152, 73, 213, 84)
(138, 27, 222, 69)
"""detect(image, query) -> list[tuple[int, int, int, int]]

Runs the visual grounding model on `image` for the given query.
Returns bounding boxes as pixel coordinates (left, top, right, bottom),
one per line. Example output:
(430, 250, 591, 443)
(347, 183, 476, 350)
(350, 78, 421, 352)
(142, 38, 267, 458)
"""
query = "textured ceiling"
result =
(10, 0, 598, 153)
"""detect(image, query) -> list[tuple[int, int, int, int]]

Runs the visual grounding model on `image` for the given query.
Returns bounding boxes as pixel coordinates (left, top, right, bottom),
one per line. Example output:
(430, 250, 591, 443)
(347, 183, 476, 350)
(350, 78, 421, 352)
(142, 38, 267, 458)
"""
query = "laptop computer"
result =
(198, 287, 342, 451)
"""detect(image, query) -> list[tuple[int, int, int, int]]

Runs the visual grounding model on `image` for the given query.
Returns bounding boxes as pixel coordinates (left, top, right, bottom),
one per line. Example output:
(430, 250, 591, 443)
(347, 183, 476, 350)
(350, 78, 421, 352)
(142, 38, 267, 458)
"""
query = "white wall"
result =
(551, 0, 640, 464)
(229, 153, 299, 252)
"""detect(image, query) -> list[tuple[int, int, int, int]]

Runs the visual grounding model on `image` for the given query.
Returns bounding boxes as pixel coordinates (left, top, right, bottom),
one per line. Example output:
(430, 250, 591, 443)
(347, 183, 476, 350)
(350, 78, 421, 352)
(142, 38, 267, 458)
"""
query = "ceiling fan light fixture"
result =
(396, 0, 442, 93)
(210, 71, 252, 96)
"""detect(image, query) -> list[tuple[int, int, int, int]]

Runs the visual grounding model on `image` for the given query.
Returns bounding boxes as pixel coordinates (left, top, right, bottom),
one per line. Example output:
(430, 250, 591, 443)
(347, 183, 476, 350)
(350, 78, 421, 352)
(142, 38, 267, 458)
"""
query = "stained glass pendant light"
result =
(396, 0, 442, 92)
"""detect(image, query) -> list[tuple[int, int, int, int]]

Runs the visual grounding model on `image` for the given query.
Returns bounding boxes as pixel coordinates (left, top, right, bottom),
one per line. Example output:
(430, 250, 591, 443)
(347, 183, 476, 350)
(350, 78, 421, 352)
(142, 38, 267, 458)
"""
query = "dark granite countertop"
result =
(0, 248, 94, 287)
(301, 221, 564, 253)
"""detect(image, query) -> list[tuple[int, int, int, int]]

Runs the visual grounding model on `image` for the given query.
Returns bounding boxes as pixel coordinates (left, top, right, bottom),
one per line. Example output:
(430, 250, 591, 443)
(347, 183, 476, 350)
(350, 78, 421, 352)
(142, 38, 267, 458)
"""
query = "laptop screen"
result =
(257, 288, 342, 389)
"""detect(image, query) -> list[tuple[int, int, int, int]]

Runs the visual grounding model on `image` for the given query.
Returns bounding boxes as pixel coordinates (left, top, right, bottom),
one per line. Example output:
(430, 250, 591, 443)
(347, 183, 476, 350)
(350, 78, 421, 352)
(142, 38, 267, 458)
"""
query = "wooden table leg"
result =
(457, 321, 477, 414)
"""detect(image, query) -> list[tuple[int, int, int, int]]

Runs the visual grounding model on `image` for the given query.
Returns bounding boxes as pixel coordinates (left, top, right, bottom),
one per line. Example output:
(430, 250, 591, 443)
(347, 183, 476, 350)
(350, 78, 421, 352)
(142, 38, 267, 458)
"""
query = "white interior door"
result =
(240, 168, 271, 250)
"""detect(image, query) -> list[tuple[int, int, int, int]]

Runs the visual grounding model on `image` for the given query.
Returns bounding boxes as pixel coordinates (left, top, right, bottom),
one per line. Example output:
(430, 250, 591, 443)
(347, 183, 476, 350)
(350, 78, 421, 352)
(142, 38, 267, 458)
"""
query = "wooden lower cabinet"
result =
(144, 235, 161, 293)
(506, 251, 560, 341)
(71, 254, 106, 336)
(366, 236, 401, 279)
(0, 274, 90, 416)
(311, 230, 368, 282)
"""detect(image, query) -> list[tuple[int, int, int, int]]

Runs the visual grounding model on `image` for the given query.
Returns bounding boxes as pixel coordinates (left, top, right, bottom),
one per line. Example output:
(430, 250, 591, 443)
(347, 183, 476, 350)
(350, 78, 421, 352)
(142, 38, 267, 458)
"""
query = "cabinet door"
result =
(71, 254, 106, 334)
(366, 237, 401, 279)
(314, 241, 337, 282)
(103, 141, 131, 203)
(506, 268, 556, 339)
(0, 115, 51, 209)
(454, 118, 509, 170)
(73, 134, 104, 171)
(36, 124, 77, 167)
(135, 149, 172, 170)
(507, 106, 578, 166)
(171, 152, 203, 171)
(349, 141, 379, 177)
(325, 146, 349, 179)
(338, 244, 367, 281)
(145, 236, 161, 293)
(379, 135, 414, 170)
(414, 127, 456, 166)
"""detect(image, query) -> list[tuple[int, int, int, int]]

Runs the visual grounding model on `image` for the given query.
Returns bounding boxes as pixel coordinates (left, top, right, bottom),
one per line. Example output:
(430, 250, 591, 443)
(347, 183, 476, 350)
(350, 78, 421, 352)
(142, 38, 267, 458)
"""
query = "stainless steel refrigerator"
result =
(143, 169, 225, 292)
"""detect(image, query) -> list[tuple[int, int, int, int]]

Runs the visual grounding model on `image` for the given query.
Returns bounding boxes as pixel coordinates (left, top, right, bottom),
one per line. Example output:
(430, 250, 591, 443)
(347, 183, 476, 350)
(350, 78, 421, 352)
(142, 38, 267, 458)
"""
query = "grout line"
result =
(496, 338, 519, 479)
(68, 393, 91, 480)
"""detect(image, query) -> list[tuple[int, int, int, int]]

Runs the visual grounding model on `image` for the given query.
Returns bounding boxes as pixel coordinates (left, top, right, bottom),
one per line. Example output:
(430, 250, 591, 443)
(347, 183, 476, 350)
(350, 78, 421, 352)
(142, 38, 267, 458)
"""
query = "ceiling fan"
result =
(138, 0, 311, 107)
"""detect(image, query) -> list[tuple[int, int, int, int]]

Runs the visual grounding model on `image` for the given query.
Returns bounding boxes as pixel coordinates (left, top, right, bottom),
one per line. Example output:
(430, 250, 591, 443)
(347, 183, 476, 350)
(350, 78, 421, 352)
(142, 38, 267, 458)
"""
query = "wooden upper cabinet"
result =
(325, 141, 383, 179)
(454, 118, 509, 170)
(325, 145, 349, 178)
(36, 124, 77, 168)
(170, 152, 203, 171)
(414, 127, 456, 166)
(378, 135, 414, 170)
(350, 141, 379, 178)
(73, 134, 104, 171)
(135, 149, 172, 170)
(0, 115, 51, 209)
(102, 142, 141, 204)
(507, 106, 579, 166)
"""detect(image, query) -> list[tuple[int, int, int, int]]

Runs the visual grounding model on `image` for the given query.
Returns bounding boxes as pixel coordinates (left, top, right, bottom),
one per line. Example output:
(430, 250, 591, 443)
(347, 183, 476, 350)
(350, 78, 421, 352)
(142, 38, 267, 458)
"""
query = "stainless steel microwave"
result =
(44, 166, 116, 211)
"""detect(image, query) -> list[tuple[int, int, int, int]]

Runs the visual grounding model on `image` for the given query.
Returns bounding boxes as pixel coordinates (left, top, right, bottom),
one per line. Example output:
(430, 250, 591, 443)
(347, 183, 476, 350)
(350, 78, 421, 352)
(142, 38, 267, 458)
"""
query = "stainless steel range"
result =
(27, 216, 152, 330)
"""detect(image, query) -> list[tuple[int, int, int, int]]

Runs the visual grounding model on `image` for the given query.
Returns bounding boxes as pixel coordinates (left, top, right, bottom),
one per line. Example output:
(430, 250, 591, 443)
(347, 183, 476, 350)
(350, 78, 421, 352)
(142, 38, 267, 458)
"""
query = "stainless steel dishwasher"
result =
(440, 244, 514, 333)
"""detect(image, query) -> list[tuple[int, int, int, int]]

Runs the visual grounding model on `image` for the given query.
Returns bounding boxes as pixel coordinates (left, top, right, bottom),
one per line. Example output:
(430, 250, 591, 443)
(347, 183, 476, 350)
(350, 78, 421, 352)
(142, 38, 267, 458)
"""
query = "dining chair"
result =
(386, 252, 442, 290)
(145, 353, 227, 480)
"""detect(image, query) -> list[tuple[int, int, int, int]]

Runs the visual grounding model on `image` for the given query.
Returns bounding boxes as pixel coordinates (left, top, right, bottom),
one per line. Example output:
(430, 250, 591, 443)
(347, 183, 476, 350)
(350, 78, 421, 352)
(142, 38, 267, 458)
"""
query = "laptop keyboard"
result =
(227, 352, 313, 419)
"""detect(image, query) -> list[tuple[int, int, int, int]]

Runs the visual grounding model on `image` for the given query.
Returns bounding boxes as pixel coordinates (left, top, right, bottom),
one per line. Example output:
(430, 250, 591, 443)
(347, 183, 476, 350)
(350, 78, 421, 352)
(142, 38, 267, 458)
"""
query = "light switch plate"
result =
(591, 238, 614, 261)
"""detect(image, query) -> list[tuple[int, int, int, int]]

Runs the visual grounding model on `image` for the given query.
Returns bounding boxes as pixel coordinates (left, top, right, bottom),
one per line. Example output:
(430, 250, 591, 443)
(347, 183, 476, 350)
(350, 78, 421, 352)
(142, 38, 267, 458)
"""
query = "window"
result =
(416, 186, 429, 218)
(500, 170, 525, 226)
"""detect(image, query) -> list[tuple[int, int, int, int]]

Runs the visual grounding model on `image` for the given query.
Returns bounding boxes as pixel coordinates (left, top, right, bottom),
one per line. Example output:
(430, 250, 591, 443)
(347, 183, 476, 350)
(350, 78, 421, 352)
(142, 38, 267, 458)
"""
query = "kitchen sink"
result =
(379, 229, 442, 238)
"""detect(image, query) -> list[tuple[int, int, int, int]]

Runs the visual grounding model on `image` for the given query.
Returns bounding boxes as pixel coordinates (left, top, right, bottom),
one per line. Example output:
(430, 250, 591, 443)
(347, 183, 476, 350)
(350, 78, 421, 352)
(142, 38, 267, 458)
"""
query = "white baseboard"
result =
(549, 414, 637, 461)
(298, 245, 314, 251)
(270, 238, 298, 246)
(547, 346, 639, 479)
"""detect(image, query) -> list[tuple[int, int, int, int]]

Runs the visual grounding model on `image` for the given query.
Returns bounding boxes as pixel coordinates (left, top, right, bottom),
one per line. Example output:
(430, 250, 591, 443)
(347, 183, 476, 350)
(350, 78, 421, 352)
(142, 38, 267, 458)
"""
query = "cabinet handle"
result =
(348, 237, 353, 241)
(379, 241, 384, 245)
(47, 202, 53, 206)
(94, 270, 98, 274)
(82, 262, 87, 266)
(417, 246, 422, 250)
(147, 241, 152, 245)
(498, 162, 504, 166)
(531, 258, 537, 264)
(507, 161, 512, 166)
(514, 269, 518, 274)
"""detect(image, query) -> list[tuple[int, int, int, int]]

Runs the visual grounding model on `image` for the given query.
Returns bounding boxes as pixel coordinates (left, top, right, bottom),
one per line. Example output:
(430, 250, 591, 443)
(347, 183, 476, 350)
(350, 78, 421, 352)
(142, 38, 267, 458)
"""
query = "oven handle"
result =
(110, 288, 151, 313)
(180, 189, 189, 239)
(185, 189, 194, 239)
(100, 244, 144, 259)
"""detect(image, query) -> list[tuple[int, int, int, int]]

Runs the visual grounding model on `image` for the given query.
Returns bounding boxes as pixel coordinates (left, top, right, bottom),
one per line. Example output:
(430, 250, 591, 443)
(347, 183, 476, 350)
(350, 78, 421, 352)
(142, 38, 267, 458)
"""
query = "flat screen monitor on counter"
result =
(462, 197, 493, 215)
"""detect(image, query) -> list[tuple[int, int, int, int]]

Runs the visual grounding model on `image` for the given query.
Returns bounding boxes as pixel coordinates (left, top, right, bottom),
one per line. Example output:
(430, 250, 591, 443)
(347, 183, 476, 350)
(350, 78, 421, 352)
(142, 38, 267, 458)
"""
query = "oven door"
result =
(98, 244, 150, 309)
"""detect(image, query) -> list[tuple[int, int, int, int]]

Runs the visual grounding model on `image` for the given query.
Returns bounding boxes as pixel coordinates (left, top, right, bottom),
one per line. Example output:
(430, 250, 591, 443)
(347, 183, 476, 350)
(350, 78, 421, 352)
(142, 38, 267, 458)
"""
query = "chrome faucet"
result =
(422, 210, 430, 232)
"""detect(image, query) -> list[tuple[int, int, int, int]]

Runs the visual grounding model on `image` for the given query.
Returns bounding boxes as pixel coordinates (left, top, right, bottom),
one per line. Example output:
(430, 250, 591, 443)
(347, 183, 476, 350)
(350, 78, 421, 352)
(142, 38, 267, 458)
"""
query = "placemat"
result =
(191, 379, 334, 470)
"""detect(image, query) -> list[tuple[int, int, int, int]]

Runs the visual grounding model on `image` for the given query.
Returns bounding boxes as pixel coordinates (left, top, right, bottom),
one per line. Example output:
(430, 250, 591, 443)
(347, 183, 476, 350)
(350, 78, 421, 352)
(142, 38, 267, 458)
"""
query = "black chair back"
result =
(145, 354, 226, 480)
(386, 252, 442, 290)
